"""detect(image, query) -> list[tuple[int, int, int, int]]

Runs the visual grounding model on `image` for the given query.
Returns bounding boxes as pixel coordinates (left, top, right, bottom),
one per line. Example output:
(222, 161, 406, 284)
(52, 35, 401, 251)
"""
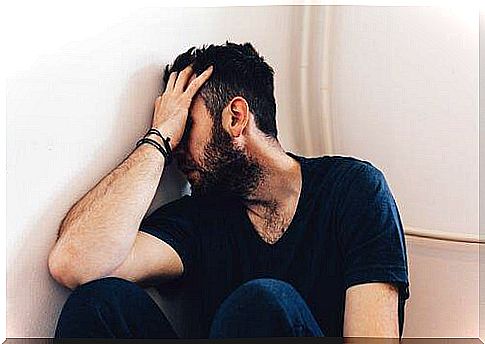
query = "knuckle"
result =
(180, 68, 191, 77)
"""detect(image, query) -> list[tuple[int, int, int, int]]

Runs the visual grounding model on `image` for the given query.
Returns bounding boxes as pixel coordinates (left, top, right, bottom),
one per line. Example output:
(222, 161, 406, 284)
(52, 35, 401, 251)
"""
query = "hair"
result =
(162, 41, 278, 140)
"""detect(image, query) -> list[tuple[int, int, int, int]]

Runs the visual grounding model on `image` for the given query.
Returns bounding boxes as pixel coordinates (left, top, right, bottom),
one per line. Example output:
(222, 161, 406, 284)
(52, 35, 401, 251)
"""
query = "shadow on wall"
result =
(7, 63, 189, 337)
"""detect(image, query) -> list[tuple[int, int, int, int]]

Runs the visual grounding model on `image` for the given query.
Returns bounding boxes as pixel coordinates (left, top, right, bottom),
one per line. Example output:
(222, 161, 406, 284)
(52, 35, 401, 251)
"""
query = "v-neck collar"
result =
(239, 151, 308, 248)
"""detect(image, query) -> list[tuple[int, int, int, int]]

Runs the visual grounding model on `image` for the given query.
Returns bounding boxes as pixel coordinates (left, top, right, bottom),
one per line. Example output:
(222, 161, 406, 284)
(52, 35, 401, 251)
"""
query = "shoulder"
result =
(300, 154, 384, 183)
(297, 154, 389, 206)
(320, 157, 393, 211)
(159, 193, 238, 219)
(155, 194, 195, 213)
(144, 195, 195, 223)
(331, 156, 384, 184)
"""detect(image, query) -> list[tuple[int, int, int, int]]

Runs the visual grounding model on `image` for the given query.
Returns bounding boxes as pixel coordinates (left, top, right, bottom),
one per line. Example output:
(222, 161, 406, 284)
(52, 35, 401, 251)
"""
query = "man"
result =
(48, 42, 410, 340)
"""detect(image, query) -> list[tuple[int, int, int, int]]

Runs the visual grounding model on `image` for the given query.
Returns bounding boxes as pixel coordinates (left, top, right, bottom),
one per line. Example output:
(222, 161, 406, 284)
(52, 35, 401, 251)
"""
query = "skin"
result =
(344, 283, 400, 340)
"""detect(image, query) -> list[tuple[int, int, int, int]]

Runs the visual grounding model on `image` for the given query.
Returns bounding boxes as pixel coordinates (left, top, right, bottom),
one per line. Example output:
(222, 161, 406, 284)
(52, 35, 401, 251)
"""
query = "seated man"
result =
(48, 41, 410, 340)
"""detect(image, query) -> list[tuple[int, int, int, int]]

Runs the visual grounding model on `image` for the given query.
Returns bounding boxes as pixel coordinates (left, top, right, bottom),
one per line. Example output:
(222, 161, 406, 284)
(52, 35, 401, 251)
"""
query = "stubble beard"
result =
(189, 124, 264, 200)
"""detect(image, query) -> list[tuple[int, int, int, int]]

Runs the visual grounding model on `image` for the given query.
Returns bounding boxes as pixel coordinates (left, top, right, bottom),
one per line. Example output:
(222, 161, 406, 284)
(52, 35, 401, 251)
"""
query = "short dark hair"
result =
(163, 41, 278, 140)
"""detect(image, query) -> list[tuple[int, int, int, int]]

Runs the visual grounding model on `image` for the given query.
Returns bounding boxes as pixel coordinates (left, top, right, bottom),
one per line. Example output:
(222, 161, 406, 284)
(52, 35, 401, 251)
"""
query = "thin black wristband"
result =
(146, 128, 163, 138)
(136, 137, 163, 153)
(144, 128, 173, 165)
(136, 138, 168, 161)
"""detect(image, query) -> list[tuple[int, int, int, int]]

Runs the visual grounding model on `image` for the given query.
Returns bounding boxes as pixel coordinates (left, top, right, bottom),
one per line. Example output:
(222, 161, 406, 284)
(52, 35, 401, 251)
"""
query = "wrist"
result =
(145, 133, 164, 146)
(151, 125, 174, 139)
(151, 125, 177, 149)
(140, 127, 174, 165)
(136, 138, 166, 164)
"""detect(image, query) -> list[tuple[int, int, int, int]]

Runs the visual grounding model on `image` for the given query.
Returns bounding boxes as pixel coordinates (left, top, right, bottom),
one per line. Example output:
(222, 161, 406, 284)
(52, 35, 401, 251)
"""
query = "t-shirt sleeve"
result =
(138, 195, 200, 282)
(335, 162, 410, 302)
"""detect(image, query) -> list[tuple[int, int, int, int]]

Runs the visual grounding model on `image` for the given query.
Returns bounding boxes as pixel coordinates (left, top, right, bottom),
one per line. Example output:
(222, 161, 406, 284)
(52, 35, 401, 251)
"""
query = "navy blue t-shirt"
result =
(139, 152, 410, 338)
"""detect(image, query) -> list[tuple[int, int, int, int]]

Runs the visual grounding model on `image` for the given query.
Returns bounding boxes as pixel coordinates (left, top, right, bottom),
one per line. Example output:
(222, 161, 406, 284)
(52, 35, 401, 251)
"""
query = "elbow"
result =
(48, 249, 82, 291)
(48, 247, 112, 291)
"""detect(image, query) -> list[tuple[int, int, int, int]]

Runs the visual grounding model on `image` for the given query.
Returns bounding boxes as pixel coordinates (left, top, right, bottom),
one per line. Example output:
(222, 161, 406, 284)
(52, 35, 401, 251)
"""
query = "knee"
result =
(64, 276, 141, 309)
(239, 278, 296, 291)
(233, 278, 298, 302)
(222, 278, 299, 311)
(210, 279, 312, 338)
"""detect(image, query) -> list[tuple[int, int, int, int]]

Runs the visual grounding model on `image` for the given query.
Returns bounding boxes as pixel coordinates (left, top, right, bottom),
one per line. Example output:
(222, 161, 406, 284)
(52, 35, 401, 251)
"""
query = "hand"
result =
(151, 64, 213, 150)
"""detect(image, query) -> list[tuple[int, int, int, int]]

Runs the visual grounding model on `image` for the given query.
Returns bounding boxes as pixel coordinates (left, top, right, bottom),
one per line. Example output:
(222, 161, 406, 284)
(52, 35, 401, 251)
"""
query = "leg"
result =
(54, 276, 178, 338)
(209, 278, 324, 338)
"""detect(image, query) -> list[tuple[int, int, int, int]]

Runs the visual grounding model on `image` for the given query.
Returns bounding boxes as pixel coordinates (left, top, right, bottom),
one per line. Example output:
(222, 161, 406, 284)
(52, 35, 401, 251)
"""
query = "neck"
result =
(241, 136, 303, 223)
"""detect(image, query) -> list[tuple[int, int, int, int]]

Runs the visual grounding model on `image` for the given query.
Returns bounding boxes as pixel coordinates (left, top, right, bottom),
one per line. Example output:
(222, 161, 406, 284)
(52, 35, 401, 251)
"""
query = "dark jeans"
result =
(55, 277, 324, 339)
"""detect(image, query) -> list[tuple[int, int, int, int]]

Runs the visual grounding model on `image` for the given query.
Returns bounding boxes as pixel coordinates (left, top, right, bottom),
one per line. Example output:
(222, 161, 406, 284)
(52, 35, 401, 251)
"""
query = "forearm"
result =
(49, 64, 214, 288)
(49, 134, 166, 285)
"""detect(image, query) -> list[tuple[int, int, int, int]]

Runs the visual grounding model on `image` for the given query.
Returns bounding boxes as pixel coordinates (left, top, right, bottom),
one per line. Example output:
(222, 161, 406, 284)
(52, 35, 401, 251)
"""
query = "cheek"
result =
(186, 128, 208, 162)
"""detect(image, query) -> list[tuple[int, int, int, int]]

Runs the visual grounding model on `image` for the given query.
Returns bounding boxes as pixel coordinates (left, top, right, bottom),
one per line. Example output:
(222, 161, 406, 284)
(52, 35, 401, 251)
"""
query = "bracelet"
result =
(136, 137, 167, 160)
(135, 128, 173, 165)
(146, 128, 172, 154)
(146, 128, 173, 165)
(146, 128, 163, 138)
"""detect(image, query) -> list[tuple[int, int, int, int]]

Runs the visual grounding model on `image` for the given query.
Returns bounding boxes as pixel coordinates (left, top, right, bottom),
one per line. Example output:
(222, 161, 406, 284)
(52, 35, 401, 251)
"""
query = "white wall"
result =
(328, 6, 479, 337)
(330, 6, 478, 238)
(6, 4, 480, 339)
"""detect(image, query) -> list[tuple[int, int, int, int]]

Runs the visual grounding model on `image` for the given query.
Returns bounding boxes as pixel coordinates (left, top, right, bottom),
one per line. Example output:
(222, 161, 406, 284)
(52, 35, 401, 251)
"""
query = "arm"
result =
(335, 163, 410, 340)
(48, 141, 168, 290)
(48, 64, 213, 290)
(105, 231, 185, 289)
(343, 282, 400, 340)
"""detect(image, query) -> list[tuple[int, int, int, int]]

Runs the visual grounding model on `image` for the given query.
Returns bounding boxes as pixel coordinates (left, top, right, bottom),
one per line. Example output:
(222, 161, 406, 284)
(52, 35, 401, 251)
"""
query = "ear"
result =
(222, 96, 250, 138)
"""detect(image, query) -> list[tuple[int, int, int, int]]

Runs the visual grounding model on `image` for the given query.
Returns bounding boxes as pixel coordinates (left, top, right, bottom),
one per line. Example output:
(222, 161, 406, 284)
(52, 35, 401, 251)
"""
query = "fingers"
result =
(166, 71, 177, 91)
(184, 65, 214, 99)
(155, 95, 162, 107)
(174, 64, 195, 92)
(164, 64, 213, 98)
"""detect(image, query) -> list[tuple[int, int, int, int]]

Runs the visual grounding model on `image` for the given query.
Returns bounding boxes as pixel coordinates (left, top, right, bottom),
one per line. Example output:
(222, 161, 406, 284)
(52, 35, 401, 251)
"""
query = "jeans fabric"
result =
(54, 276, 324, 339)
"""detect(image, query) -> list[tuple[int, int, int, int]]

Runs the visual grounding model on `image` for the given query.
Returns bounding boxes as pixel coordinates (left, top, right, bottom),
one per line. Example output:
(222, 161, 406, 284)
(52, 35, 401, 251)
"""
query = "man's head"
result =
(163, 41, 279, 198)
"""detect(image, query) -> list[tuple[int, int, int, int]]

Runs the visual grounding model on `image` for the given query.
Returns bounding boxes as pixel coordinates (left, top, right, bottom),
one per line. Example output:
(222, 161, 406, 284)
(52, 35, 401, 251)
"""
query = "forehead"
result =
(189, 94, 210, 119)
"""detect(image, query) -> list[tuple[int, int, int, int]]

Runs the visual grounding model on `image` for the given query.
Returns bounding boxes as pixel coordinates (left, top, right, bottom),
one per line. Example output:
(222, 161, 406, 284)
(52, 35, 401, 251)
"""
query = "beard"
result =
(186, 125, 264, 199)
